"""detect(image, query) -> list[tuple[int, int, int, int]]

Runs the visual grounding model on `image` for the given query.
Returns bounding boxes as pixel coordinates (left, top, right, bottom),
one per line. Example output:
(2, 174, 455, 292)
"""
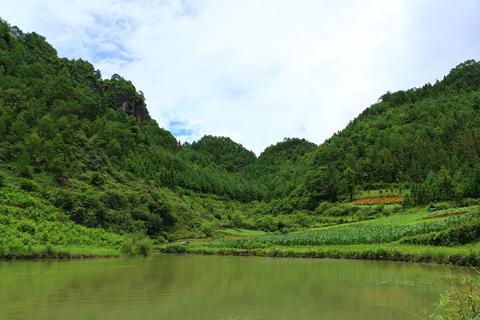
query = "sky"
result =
(1, 0, 480, 154)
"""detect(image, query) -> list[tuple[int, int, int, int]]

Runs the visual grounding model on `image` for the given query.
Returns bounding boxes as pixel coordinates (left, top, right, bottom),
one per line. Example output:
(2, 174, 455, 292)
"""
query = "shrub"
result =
(458, 198, 480, 207)
(90, 172, 105, 186)
(255, 215, 278, 232)
(104, 190, 128, 210)
(17, 164, 33, 179)
(230, 213, 252, 229)
(16, 221, 36, 234)
(401, 192, 415, 208)
(0, 172, 6, 188)
(314, 202, 332, 215)
(323, 204, 357, 217)
(435, 274, 480, 320)
(432, 201, 457, 211)
(42, 244, 55, 256)
(121, 233, 152, 256)
(168, 229, 198, 241)
(19, 178, 39, 192)
(154, 235, 168, 245)
(163, 243, 187, 253)
(294, 212, 311, 227)
(200, 222, 217, 238)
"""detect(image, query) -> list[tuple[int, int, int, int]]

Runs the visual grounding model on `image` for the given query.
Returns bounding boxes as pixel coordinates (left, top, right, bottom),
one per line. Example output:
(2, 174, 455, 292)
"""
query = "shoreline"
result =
(161, 243, 480, 266)
(3, 243, 479, 267)
(0, 246, 121, 261)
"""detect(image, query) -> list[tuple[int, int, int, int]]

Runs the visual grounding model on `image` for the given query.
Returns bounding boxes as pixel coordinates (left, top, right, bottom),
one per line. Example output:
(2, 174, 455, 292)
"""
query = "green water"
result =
(0, 255, 468, 320)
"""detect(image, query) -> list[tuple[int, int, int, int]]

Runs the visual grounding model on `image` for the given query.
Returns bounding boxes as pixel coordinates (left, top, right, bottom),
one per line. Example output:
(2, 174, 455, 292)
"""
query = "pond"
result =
(0, 255, 468, 320)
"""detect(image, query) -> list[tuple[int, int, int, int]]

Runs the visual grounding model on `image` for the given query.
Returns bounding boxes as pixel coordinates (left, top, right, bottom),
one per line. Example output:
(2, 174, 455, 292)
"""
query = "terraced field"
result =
(214, 211, 469, 248)
(163, 206, 480, 265)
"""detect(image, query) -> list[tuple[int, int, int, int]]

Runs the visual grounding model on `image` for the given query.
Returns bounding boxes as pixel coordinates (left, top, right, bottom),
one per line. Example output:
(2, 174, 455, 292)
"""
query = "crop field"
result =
(219, 228, 267, 239)
(163, 206, 480, 265)
(212, 209, 472, 249)
(351, 196, 403, 205)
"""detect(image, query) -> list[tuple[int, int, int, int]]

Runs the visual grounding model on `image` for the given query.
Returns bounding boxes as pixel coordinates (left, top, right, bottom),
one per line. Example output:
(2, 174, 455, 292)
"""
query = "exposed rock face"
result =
(121, 99, 149, 122)
(105, 74, 150, 122)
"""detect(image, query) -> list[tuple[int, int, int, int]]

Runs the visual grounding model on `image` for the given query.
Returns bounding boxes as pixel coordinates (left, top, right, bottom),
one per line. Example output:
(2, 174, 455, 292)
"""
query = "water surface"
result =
(0, 255, 468, 320)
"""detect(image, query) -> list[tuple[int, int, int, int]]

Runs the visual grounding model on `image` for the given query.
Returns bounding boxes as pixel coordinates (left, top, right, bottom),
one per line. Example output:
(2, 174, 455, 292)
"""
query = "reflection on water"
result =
(0, 255, 468, 320)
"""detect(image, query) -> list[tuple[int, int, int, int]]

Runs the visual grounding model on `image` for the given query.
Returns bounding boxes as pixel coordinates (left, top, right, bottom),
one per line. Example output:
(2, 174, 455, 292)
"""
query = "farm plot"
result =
(214, 214, 468, 249)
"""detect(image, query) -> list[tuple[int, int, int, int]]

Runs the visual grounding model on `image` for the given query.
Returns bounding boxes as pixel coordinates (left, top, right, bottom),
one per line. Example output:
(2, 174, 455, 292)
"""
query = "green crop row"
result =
(214, 215, 468, 249)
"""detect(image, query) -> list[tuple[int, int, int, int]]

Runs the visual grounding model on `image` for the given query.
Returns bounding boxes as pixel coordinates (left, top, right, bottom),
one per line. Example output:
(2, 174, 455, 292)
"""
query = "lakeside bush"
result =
(434, 274, 480, 320)
(121, 233, 153, 256)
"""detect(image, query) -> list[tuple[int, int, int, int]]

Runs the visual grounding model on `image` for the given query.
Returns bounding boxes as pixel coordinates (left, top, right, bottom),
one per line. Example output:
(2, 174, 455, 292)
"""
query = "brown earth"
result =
(351, 196, 403, 205)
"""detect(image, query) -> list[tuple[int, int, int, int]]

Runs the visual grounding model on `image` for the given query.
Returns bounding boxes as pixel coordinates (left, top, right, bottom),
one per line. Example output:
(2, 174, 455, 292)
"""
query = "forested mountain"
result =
(296, 60, 480, 208)
(0, 19, 316, 245)
(0, 19, 264, 242)
(0, 19, 272, 203)
(245, 138, 316, 199)
(189, 135, 256, 172)
(2, 18, 480, 254)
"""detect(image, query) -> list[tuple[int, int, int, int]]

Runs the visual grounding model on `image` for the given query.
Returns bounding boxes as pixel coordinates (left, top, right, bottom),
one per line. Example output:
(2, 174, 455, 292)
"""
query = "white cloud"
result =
(2, 0, 480, 153)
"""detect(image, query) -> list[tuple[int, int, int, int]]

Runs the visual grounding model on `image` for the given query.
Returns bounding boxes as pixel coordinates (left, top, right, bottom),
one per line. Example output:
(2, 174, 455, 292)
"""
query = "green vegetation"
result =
(164, 205, 480, 266)
(1, 17, 480, 273)
(0, 19, 267, 257)
(0, 181, 124, 258)
(121, 233, 153, 256)
(434, 273, 480, 320)
(189, 135, 256, 172)
(163, 241, 480, 266)
(245, 138, 316, 199)
(291, 60, 480, 208)
(215, 217, 465, 248)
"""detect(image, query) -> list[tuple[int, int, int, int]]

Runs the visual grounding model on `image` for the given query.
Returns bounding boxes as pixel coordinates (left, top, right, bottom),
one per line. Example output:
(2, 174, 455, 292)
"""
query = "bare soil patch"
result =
(351, 196, 403, 205)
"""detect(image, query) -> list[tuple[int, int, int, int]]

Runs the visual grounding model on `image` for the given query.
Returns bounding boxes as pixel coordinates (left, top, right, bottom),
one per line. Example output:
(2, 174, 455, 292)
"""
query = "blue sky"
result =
(2, 0, 480, 154)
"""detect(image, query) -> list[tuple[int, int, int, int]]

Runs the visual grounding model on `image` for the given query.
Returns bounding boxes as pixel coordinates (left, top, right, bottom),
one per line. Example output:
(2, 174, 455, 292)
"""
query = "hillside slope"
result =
(0, 19, 270, 249)
(297, 60, 480, 208)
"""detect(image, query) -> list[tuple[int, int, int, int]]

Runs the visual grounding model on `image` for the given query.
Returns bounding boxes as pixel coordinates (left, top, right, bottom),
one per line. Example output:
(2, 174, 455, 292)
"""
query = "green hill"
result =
(2, 18, 480, 260)
(245, 138, 316, 199)
(296, 60, 480, 208)
(0, 19, 269, 255)
(189, 135, 256, 172)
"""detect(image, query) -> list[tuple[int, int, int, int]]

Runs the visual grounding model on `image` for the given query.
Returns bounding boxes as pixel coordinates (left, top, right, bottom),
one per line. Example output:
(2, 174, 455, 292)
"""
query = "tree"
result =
(106, 139, 121, 157)
(342, 166, 357, 201)
(302, 165, 342, 209)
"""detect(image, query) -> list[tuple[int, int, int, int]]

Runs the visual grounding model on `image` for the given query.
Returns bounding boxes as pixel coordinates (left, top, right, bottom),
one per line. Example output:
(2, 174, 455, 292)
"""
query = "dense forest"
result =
(1, 19, 480, 257)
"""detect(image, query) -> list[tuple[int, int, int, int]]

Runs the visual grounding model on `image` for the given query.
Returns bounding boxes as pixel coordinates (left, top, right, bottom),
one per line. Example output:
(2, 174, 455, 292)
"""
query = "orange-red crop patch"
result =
(351, 196, 403, 205)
